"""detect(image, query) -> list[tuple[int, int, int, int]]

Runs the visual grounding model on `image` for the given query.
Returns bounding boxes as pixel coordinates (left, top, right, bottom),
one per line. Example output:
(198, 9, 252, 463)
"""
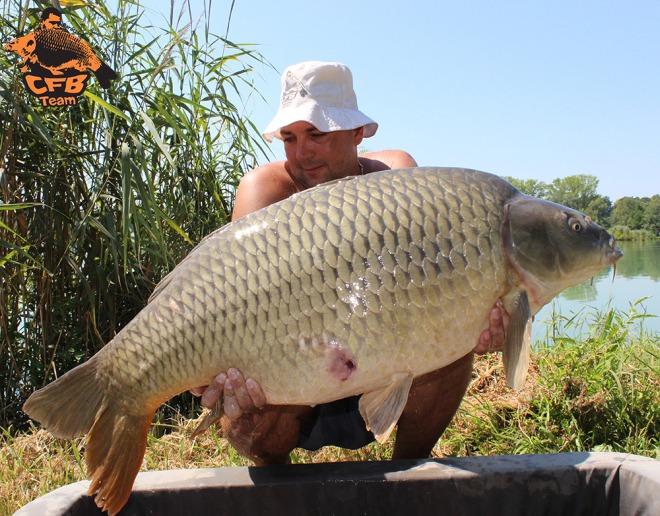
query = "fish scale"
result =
(23, 167, 622, 515)
(31, 27, 107, 74)
(35, 29, 98, 58)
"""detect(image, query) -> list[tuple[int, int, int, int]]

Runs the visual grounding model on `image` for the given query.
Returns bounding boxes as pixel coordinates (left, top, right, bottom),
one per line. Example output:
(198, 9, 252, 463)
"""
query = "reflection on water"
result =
(533, 240, 659, 341)
(614, 240, 660, 281)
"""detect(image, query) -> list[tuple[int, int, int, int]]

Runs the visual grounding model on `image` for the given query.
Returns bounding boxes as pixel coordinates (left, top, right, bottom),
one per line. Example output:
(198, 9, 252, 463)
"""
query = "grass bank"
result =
(2, 308, 658, 515)
(610, 226, 658, 241)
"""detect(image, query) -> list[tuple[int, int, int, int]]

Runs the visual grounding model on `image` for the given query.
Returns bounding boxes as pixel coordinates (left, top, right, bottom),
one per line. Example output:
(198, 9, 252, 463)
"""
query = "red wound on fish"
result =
(326, 344, 357, 381)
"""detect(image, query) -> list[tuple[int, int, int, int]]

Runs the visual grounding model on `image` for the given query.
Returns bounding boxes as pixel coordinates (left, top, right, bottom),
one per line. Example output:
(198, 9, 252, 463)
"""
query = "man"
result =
(193, 61, 509, 465)
(40, 7, 63, 30)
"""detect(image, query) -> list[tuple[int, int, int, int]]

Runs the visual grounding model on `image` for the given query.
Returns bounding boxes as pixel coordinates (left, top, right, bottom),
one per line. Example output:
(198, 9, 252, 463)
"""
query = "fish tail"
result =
(23, 354, 153, 515)
(86, 405, 154, 515)
(23, 355, 104, 439)
(93, 62, 117, 89)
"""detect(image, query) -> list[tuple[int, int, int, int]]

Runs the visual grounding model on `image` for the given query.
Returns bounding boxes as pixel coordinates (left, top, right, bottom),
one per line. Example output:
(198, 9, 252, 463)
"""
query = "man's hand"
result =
(192, 368, 308, 466)
(474, 299, 510, 354)
(191, 368, 266, 420)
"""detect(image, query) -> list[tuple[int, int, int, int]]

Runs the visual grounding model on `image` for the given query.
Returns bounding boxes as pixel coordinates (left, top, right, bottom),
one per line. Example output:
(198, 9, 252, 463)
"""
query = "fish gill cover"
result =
(4, 6, 117, 106)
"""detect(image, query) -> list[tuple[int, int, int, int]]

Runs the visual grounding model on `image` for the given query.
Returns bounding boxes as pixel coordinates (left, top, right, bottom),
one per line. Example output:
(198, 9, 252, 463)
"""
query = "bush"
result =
(609, 226, 656, 241)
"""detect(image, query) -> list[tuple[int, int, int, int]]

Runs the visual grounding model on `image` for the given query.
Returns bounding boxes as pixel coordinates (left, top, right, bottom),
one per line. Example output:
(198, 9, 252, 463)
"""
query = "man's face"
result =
(42, 14, 62, 29)
(281, 121, 364, 189)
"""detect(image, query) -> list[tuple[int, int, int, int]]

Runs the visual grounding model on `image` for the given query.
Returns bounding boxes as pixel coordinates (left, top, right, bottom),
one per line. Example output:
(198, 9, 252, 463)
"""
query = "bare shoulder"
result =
(360, 150, 418, 173)
(232, 162, 297, 220)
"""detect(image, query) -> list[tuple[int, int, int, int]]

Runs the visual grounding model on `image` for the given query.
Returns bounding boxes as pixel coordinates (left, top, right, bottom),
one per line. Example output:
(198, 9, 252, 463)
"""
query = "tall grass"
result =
(439, 303, 659, 459)
(0, 0, 270, 428)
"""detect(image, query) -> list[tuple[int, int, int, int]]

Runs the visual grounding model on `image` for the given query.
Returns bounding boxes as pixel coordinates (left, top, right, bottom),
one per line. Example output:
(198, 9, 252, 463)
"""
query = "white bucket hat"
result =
(262, 61, 378, 143)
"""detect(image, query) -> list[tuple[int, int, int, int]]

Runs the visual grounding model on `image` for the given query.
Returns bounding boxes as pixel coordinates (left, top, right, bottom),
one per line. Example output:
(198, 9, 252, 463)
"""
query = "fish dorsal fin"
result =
(359, 373, 413, 443)
(148, 267, 178, 303)
(503, 291, 532, 390)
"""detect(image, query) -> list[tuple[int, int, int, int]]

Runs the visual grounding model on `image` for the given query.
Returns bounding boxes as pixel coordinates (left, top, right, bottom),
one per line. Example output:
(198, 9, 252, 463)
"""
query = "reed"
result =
(0, 0, 270, 428)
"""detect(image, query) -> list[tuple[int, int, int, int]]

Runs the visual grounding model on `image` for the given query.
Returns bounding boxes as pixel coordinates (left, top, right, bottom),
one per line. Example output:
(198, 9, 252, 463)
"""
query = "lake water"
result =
(532, 240, 659, 343)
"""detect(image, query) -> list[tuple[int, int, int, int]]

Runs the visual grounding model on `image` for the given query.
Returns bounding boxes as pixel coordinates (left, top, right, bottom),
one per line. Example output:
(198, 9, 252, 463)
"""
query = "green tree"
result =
(611, 197, 646, 230)
(642, 195, 660, 234)
(502, 177, 548, 198)
(546, 174, 600, 213)
(585, 196, 613, 226)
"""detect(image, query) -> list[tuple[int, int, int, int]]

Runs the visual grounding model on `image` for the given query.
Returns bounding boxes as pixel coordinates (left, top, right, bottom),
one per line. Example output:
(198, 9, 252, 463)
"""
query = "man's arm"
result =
(231, 163, 297, 221)
(360, 149, 417, 172)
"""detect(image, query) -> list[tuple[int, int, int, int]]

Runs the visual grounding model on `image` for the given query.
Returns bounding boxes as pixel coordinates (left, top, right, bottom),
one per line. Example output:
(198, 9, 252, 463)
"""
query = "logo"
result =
(4, 7, 117, 106)
(281, 70, 309, 107)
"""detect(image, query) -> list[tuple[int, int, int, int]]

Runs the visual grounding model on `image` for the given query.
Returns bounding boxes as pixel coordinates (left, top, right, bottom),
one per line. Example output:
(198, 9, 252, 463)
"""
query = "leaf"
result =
(83, 91, 132, 122)
(139, 111, 175, 168)
(0, 202, 43, 211)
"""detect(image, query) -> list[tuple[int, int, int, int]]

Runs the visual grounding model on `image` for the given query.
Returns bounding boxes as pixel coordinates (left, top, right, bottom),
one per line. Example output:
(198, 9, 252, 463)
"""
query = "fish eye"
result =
(568, 217, 582, 232)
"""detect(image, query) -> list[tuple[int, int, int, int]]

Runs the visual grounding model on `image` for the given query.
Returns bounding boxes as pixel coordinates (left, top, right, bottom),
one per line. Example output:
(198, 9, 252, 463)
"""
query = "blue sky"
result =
(140, 0, 659, 202)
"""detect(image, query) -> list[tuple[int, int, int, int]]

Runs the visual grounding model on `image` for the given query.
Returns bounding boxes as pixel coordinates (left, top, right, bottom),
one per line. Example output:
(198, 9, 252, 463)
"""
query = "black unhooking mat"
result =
(15, 452, 660, 516)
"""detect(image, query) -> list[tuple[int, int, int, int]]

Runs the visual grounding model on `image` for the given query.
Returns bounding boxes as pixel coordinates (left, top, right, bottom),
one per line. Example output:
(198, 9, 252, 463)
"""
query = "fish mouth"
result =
(606, 237, 623, 281)
(608, 237, 623, 264)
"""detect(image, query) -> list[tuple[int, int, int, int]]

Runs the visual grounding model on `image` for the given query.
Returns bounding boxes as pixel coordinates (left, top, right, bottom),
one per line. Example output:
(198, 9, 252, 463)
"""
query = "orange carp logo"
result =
(4, 7, 117, 106)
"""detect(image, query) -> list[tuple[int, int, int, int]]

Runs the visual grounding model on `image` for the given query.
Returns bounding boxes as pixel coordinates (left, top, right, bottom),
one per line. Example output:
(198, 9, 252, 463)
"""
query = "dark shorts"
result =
(297, 395, 375, 451)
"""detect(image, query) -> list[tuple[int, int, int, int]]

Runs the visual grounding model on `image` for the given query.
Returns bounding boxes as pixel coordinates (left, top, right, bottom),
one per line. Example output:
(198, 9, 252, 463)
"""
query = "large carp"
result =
(24, 167, 622, 514)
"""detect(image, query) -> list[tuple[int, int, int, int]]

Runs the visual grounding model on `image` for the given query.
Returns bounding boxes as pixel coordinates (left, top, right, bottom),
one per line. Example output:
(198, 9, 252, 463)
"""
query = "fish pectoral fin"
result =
(503, 291, 532, 390)
(358, 373, 413, 443)
(191, 398, 223, 438)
